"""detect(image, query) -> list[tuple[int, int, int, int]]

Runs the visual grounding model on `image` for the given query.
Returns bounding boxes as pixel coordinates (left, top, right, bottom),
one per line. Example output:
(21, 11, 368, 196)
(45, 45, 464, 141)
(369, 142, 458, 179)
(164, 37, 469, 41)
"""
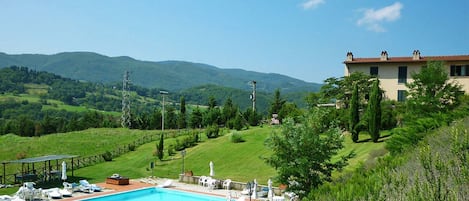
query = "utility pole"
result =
(121, 71, 131, 128)
(250, 81, 257, 112)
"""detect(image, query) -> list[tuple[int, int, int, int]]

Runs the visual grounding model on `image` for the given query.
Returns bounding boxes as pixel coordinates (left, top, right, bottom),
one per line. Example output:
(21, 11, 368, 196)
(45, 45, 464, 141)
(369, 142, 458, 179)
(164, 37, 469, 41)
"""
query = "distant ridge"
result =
(0, 52, 321, 93)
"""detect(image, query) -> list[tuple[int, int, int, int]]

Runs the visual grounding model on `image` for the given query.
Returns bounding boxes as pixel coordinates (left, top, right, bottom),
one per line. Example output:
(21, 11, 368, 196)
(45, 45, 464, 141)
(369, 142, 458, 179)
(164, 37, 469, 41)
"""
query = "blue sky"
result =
(1, 0, 468, 83)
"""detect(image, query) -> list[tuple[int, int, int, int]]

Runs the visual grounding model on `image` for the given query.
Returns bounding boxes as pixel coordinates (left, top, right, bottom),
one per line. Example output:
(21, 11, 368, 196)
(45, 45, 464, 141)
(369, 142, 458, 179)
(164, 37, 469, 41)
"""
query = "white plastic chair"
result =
(222, 179, 232, 190)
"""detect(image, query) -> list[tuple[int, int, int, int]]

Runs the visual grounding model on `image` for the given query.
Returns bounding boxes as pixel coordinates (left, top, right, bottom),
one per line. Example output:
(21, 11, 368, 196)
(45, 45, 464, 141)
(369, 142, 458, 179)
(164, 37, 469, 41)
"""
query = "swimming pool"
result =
(80, 187, 225, 201)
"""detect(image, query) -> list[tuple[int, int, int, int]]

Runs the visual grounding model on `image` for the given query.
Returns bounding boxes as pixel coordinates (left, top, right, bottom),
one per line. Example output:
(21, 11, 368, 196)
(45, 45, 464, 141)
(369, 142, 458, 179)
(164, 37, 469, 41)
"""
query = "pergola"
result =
(1, 154, 78, 184)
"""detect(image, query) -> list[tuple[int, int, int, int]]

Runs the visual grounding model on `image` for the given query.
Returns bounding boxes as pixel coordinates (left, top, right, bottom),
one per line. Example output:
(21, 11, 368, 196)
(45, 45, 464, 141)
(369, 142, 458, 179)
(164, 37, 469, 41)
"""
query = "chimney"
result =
(412, 50, 421, 60)
(380, 51, 388, 61)
(346, 52, 353, 61)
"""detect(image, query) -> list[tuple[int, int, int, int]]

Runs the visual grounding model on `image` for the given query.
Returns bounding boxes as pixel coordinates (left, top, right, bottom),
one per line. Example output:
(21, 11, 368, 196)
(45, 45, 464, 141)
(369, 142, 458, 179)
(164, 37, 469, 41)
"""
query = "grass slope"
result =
(0, 126, 388, 195)
(74, 127, 278, 185)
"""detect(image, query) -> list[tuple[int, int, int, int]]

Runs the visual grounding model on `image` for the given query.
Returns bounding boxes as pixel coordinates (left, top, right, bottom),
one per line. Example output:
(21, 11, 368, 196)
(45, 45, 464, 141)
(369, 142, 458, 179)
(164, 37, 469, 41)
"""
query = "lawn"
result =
(74, 126, 278, 185)
(0, 126, 389, 195)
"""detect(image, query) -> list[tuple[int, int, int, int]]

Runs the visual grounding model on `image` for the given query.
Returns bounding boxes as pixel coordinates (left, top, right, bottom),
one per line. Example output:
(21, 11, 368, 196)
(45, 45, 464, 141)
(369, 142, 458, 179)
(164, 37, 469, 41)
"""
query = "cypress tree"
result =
(350, 83, 360, 143)
(368, 79, 382, 142)
(157, 133, 164, 160)
(177, 96, 187, 129)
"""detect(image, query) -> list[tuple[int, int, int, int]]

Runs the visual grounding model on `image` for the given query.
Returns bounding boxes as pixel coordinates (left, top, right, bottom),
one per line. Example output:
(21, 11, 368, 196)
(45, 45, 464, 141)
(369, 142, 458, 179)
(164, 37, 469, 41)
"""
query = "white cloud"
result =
(301, 0, 325, 10)
(357, 2, 403, 32)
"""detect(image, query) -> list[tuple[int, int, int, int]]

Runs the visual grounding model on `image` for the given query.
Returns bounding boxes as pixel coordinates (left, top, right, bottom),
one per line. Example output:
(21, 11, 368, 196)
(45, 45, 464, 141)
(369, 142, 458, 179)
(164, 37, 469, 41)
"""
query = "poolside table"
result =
(106, 177, 129, 185)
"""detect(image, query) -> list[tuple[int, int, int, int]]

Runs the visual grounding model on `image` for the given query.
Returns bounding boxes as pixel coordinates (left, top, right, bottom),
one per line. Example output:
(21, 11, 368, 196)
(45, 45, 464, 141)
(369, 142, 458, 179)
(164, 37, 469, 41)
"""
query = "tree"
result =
(265, 108, 354, 198)
(349, 83, 360, 142)
(269, 89, 286, 121)
(208, 96, 217, 109)
(244, 107, 260, 127)
(189, 106, 203, 129)
(406, 61, 463, 116)
(304, 92, 322, 110)
(203, 97, 221, 127)
(165, 106, 177, 129)
(368, 79, 382, 142)
(321, 72, 374, 107)
(177, 96, 187, 129)
(156, 133, 164, 161)
(222, 97, 237, 125)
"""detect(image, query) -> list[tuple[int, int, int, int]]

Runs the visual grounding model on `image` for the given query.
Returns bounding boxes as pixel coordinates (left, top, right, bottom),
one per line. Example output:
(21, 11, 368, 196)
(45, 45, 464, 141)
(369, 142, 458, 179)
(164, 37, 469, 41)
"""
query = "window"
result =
(398, 66, 407, 84)
(450, 65, 469, 76)
(370, 66, 378, 76)
(397, 90, 406, 102)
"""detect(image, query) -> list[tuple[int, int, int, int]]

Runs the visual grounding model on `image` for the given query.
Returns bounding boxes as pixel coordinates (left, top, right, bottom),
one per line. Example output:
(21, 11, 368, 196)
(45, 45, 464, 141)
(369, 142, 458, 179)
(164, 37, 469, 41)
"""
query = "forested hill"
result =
(0, 52, 322, 93)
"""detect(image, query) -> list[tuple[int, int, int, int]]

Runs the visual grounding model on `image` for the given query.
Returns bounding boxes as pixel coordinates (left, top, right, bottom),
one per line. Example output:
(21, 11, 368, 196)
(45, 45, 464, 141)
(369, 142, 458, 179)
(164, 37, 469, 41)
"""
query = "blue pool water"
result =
(81, 187, 225, 201)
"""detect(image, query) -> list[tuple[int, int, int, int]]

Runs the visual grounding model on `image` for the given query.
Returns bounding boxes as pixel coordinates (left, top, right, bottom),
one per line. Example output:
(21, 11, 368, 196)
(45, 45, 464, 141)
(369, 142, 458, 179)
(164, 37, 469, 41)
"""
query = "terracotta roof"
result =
(344, 55, 469, 64)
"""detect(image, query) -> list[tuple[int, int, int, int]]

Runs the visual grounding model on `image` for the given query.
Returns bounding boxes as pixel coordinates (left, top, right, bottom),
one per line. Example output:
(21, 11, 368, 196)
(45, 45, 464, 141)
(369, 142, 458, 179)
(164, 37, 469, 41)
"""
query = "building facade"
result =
(344, 50, 469, 101)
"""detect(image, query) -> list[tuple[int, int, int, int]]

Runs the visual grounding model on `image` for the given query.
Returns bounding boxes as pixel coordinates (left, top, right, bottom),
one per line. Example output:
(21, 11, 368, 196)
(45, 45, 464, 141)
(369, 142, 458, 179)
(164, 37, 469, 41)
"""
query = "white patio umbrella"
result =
(61, 161, 67, 181)
(268, 178, 273, 200)
(209, 161, 215, 177)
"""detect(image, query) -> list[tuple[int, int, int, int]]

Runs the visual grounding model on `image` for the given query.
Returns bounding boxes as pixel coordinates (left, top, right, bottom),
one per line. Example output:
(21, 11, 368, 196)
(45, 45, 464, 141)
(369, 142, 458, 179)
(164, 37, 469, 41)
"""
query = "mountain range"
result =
(0, 52, 321, 93)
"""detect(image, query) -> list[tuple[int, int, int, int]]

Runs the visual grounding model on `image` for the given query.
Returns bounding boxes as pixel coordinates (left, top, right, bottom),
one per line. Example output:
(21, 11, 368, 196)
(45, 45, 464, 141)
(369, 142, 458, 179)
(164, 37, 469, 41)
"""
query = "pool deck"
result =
(61, 178, 254, 201)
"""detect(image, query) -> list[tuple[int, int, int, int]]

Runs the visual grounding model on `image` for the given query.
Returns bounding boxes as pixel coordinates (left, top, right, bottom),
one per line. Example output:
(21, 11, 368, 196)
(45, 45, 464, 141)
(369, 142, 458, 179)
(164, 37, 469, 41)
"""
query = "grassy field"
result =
(73, 127, 278, 185)
(0, 93, 121, 116)
(0, 126, 388, 196)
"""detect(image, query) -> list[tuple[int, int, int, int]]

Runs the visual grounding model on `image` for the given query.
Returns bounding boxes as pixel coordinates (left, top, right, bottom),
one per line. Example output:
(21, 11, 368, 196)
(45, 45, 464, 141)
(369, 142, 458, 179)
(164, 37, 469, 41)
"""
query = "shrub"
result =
(174, 138, 184, 151)
(102, 151, 113, 161)
(231, 132, 245, 143)
(167, 144, 175, 156)
(128, 144, 136, 151)
(206, 124, 219, 138)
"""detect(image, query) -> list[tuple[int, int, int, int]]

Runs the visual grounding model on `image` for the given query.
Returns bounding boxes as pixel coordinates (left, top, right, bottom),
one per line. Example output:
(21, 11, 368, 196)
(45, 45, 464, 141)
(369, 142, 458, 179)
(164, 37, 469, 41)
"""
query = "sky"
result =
(1, 0, 468, 83)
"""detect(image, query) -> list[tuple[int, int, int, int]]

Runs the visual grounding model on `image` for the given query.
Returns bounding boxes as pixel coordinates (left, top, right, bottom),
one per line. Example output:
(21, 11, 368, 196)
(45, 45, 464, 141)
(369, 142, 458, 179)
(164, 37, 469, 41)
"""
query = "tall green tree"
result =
(189, 106, 203, 129)
(406, 61, 462, 116)
(156, 133, 164, 161)
(177, 96, 187, 129)
(350, 83, 360, 142)
(269, 89, 286, 121)
(222, 97, 237, 125)
(368, 79, 382, 142)
(265, 108, 354, 198)
(165, 106, 177, 129)
(203, 96, 221, 126)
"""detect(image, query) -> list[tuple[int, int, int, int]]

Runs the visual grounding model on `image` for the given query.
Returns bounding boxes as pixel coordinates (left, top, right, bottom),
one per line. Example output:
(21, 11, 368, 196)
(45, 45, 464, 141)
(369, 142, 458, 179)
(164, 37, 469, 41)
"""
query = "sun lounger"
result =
(79, 180, 102, 192)
(156, 179, 172, 188)
(42, 188, 62, 199)
(0, 195, 12, 201)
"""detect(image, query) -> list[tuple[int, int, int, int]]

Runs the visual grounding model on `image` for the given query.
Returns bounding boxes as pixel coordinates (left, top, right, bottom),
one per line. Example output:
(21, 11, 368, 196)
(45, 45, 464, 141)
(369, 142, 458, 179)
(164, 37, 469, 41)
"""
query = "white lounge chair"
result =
(0, 195, 24, 201)
(273, 195, 285, 201)
(79, 180, 102, 192)
(157, 179, 172, 188)
(198, 176, 207, 186)
(42, 188, 62, 199)
(202, 176, 212, 187)
(207, 178, 218, 190)
(0, 195, 12, 201)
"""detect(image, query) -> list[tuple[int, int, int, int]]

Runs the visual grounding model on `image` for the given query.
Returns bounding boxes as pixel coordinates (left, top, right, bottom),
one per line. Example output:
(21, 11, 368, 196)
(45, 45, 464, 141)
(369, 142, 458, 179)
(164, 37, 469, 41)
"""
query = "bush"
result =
(231, 132, 245, 143)
(206, 124, 219, 138)
(167, 144, 175, 156)
(128, 144, 136, 151)
(173, 139, 183, 151)
(102, 151, 113, 161)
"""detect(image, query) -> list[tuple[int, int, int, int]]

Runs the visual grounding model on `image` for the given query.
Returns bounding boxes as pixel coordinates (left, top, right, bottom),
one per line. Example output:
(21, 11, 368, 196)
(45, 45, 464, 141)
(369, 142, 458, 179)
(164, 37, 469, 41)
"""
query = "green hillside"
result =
(0, 52, 322, 93)
(0, 126, 386, 187)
